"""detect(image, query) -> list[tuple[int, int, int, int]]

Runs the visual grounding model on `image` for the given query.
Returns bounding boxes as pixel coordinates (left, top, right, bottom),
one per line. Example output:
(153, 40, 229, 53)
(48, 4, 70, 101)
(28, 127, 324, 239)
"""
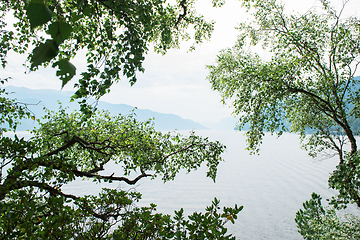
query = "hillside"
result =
(4, 86, 208, 131)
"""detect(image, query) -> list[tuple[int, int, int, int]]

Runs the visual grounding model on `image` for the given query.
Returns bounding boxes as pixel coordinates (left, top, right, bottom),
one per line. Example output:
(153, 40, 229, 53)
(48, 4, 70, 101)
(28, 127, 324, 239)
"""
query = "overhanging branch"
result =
(175, 0, 187, 28)
(72, 168, 152, 185)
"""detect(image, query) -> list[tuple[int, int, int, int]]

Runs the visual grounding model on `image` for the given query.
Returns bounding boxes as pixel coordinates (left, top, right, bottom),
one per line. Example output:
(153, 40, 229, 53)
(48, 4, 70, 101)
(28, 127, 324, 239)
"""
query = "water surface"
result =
(61, 130, 353, 239)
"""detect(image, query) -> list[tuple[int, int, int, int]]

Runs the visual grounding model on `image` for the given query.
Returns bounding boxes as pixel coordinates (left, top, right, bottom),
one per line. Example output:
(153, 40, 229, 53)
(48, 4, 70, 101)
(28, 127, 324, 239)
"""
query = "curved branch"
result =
(0, 178, 79, 201)
(162, 143, 198, 161)
(32, 156, 152, 185)
(175, 0, 187, 28)
(287, 85, 357, 157)
(72, 169, 152, 185)
(44, 134, 116, 158)
(27, 180, 79, 200)
(287, 86, 337, 116)
(25, 181, 119, 221)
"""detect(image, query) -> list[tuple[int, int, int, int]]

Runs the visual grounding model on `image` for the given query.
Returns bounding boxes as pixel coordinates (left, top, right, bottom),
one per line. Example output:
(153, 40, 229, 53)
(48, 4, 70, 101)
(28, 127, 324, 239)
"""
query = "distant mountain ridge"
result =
(4, 86, 208, 131)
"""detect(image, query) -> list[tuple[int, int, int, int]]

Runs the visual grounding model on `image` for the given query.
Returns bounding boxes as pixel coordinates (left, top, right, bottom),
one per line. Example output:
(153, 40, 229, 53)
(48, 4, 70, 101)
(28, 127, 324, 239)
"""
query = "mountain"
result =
(3, 86, 208, 131)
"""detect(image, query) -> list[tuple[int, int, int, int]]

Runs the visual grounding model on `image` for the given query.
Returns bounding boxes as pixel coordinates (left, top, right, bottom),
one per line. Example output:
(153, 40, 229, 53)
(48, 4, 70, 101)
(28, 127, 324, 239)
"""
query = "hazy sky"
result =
(2, 0, 360, 124)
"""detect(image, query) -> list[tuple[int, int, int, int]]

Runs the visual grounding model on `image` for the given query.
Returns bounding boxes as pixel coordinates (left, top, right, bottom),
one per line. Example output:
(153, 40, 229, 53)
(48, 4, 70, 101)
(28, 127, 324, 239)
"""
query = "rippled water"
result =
(59, 130, 357, 239)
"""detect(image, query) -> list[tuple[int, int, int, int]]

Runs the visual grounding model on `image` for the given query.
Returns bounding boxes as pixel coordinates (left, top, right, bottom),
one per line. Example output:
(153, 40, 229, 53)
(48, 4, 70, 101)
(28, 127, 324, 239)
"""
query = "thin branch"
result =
(175, 0, 187, 28)
(27, 180, 79, 200)
(162, 143, 198, 161)
(72, 169, 152, 185)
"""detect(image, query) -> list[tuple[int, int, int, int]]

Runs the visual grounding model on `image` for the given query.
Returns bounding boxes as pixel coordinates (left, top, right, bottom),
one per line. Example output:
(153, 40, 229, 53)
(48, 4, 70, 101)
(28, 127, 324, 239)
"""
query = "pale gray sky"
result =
(2, 0, 360, 124)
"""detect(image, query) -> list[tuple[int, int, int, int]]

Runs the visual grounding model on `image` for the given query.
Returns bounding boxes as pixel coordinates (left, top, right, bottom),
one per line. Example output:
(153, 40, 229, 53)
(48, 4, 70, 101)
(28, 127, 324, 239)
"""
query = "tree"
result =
(206, 0, 360, 237)
(0, 0, 224, 111)
(295, 193, 360, 240)
(0, 98, 242, 239)
(0, 0, 243, 239)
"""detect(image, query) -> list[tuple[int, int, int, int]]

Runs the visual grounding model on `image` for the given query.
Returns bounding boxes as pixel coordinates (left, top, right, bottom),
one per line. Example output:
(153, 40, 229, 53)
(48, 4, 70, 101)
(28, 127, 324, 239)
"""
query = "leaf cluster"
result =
(328, 152, 360, 209)
(0, 0, 244, 238)
(0, 100, 240, 238)
(30, 107, 225, 183)
(207, 0, 360, 234)
(0, 81, 35, 133)
(207, 0, 360, 156)
(111, 197, 242, 240)
(1, 0, 217, 103)
(295, 193, 360, 240)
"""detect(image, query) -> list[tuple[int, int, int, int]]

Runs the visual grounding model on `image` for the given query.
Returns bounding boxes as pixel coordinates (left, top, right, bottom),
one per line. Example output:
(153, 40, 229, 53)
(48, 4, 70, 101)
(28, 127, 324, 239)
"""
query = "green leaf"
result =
(31, 39, 58, 69)
(52, 59, 76, 88)
(48, 21, 73, 45)
(26, 0, 53, 29)
(83, 4, 93, 16)
(77, 0, 87, 10)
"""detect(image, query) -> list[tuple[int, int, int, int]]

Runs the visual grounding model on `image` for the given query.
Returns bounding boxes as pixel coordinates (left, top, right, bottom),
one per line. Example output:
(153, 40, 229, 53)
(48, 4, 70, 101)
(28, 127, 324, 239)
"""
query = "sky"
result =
(2, 0, 360, 124)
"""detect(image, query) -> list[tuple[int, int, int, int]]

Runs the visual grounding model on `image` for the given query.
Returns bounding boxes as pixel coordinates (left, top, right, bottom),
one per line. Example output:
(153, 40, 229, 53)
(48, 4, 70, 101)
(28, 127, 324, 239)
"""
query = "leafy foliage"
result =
(1, 186, 241, 239)
(0, 78, 35, 132)
(1, 0, 220, 103)
(0, 0, 244, 238)
(30, 39, 58, 69)
(26, 0, 52, 29)
(208, 0, 360, 202)
(0, 99, 242, 238)
(328, 152, 360, 209)
(207, 0, 360, 237)
(52, 59, 76, 88)
(295, 193, 360, 240)
(208, 0, 360, 156)
(112, 197, 243, 240)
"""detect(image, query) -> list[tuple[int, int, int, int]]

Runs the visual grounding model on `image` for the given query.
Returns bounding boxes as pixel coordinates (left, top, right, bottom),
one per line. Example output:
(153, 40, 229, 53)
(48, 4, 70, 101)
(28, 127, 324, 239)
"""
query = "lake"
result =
(57, 129, 358, 239)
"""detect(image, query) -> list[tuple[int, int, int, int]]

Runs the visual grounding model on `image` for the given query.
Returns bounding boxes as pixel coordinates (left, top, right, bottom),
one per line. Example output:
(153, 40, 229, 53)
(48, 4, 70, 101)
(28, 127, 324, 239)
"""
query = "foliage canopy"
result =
(0, 0, 243, 239)
(295, 193, 360, 240)
(207, 0, 360, 237)
(1, 0, 224, 109)
(0, 100, 242, 239)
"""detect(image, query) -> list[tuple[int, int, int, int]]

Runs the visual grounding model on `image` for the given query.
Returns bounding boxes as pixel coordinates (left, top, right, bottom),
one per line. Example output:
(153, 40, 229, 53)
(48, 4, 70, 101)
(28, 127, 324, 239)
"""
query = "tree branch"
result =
(71, 168, 152, 185)
(175, 0, 187, 28)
